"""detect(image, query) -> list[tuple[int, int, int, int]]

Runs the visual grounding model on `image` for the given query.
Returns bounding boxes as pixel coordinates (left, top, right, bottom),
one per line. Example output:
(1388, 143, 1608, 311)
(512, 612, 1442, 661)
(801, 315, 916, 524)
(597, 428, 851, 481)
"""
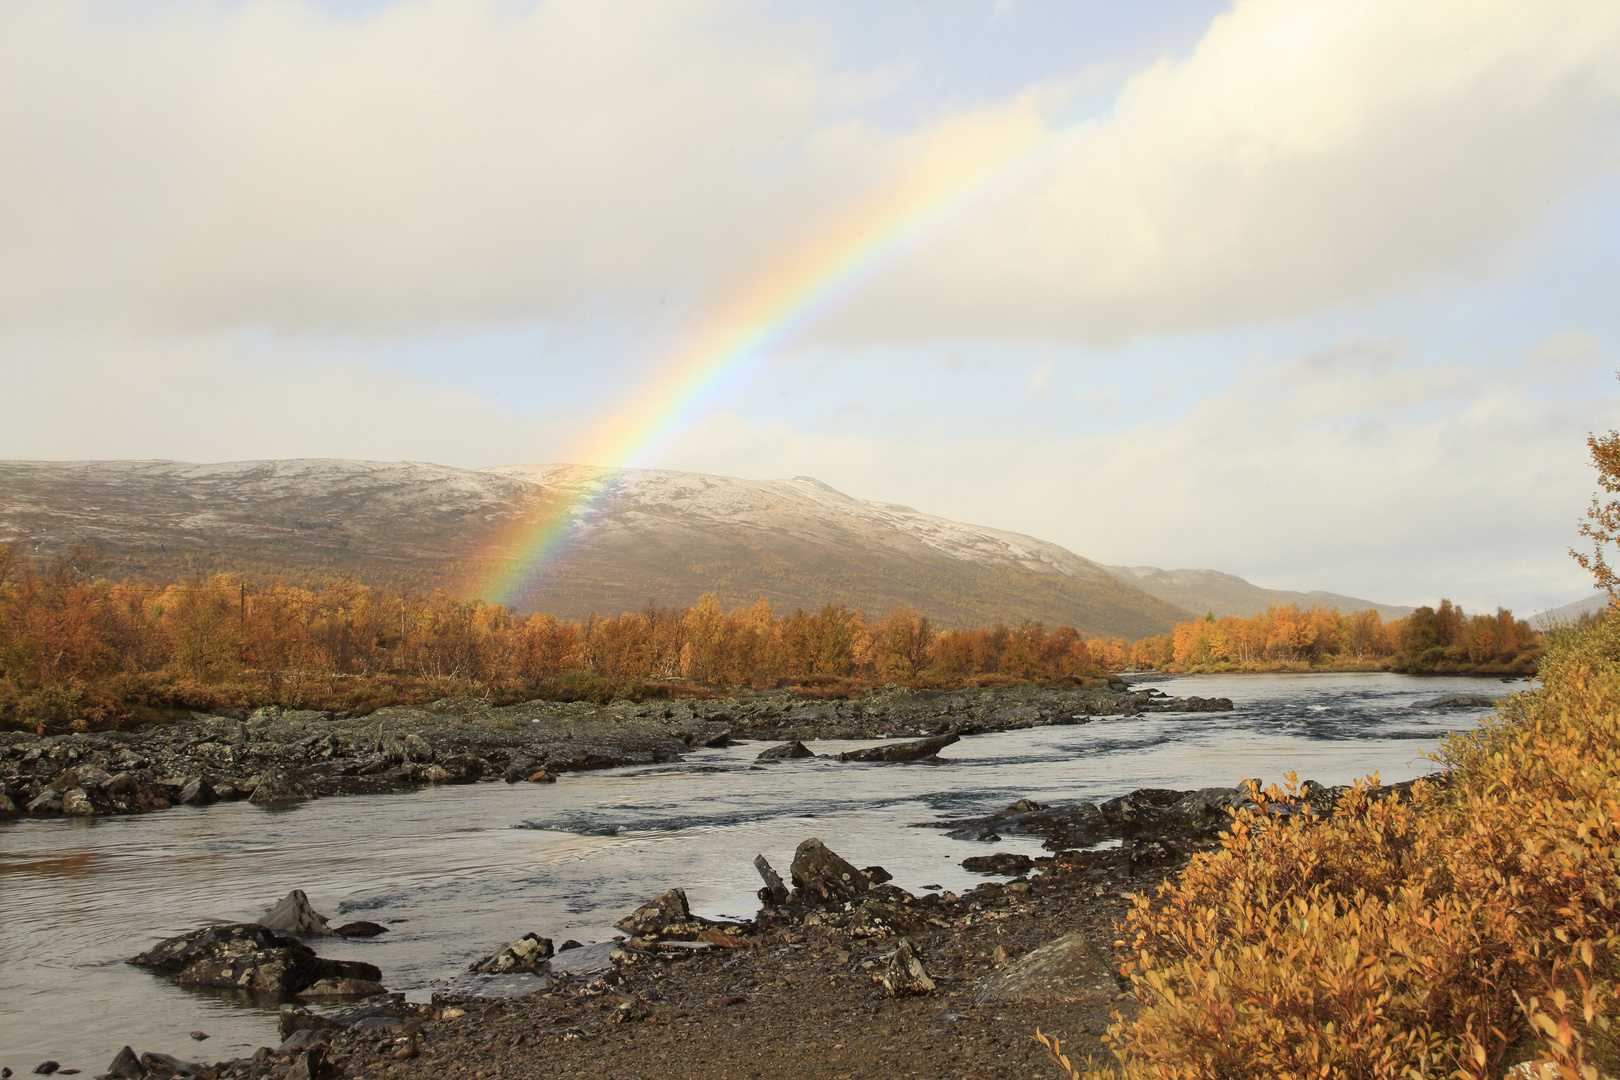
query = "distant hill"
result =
(1104, 565, 1414, 621)
(1532, 592, 1610, 629)
(0, 459, 1195, 639)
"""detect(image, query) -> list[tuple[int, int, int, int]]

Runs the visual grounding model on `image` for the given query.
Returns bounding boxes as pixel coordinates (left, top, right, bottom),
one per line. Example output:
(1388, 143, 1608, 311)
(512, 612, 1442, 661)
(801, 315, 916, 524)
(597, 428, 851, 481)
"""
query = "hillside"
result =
(0, 459, 1195, 638)
(1105, 565, 1413, 620)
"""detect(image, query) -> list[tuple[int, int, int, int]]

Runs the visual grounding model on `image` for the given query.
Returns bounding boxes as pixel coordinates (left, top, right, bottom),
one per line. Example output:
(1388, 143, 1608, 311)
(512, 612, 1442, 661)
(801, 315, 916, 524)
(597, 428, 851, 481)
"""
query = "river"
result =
(0, 672, 1520, 1071)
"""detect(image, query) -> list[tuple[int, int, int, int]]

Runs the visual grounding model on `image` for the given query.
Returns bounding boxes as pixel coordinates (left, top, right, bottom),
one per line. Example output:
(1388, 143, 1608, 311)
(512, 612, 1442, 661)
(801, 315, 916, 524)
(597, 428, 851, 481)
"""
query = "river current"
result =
(0, 672, 1521, 1070)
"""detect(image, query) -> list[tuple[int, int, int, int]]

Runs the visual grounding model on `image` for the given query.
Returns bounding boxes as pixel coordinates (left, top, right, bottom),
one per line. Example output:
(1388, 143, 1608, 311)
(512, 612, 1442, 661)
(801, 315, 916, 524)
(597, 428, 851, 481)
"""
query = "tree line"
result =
(1136, 599, 1542, 674)
(0, 546, 1111, 731)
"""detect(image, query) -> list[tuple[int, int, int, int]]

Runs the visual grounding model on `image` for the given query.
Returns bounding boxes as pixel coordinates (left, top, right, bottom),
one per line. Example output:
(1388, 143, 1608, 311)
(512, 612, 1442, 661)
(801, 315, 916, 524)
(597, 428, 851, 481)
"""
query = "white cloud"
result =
(844, 0, 1620, 341)
(0, 0, 1615, 343)
(0, 0, 871, 334)
(0, 333, 587, 465)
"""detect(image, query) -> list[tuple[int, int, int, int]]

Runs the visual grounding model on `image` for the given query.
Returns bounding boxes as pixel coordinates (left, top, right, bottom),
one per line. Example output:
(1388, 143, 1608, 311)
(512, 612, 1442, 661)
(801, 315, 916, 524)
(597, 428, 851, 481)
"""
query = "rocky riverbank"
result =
(73, 804, 1231, 1080)
(0, 682, 1231, 820)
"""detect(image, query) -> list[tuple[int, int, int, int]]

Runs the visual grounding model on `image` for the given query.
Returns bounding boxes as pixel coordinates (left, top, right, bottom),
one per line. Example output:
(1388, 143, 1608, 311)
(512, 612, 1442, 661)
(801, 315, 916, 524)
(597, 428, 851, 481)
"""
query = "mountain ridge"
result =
(1105, 564, 1415, 621)
(0, 458, 1406, 637)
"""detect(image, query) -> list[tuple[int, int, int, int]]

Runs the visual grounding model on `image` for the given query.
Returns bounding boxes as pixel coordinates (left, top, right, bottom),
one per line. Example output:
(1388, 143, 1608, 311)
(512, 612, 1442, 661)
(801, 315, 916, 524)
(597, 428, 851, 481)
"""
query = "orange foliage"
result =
(1137, 602, 1540, 675)
(0, 547, 1109, 731)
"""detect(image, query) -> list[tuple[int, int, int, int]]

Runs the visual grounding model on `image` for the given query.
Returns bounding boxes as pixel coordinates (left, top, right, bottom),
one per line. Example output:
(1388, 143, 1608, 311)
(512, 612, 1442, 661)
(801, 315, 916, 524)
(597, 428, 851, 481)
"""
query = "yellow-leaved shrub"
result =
(1068, 621, 1620, 1079)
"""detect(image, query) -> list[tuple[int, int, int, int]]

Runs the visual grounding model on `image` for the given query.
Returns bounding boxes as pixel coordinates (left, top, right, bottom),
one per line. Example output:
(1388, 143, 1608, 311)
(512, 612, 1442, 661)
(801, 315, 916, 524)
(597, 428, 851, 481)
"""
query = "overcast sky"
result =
(3, 0, 1619, 614)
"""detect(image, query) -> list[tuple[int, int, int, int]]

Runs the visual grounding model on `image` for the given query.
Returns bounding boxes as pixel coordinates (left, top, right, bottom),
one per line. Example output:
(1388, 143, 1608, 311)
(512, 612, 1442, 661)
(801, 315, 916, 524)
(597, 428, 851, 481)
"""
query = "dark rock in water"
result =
(557, 939, 583, 952)
(944, 800, 1106, 850)
(544, 751, 631, 773)
(470, 932, 554, 973)
(756, 741, 813, 760)
(502, 766, 525, 784)
(188, 1031, 208, 1041)
(973, 931, 1119, 1005)
(754, 854, 790, 905)
(104, 1047, 144, 1079)
(615, 889, 729, 941)
(703, 731, 734, 748)
(1177, 696, 1234, 712)
(838, 732, 959, 762)
(1164, 786, 1250, 826)
(1099, 787, 1185, 823)
(138, 1052, 204, 1077)
(861, 864, 893, 885)
(333, 920, 388, 937)
(881, 938, 935, 997)
(790, 838, 870, 904)
(127, 922, 380, 997)
(31, 1064, 58, 1077)
(527, 769, 558, 784)
(1410, 695, 1497, 710)
(999, 798, 1046, 815)
(249, 768, 311, 805)
(961, 852, 1034, 875)
(177, 776, 216, 806)
(260, 890, 333, 936)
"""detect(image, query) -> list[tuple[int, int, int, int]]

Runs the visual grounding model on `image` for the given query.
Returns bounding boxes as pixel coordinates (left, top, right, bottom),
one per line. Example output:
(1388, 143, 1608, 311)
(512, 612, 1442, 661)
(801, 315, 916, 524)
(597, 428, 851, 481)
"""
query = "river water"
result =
(0, 672, 1521, 1071)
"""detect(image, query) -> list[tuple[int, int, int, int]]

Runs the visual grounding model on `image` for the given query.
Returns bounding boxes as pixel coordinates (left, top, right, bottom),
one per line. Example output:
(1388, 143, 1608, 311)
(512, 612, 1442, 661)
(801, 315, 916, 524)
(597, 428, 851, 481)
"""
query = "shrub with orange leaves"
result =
(1077, 620, 1620, 1079)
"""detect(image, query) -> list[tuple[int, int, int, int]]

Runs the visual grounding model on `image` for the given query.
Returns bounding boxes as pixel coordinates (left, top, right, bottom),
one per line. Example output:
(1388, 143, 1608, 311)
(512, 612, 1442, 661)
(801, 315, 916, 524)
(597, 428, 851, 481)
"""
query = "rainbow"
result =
(481, 115, 1050, 609)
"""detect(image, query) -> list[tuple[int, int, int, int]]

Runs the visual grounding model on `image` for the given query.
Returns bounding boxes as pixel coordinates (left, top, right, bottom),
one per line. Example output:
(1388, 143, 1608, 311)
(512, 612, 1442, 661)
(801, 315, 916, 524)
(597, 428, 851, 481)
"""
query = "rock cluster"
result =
(126, 924, 382, 999)
(0, 682, 1229, 820)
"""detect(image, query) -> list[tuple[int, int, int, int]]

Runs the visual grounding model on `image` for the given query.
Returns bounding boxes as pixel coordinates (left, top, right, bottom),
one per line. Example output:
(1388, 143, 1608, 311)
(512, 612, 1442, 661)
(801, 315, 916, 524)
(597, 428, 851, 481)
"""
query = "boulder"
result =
(260, 890, 332, 936)
(278, 1004, 343, 1039)
(296, 977, 389, 998)
(838, 732, 959, 762)
(285, 1045, 338, 1080)
(961, 852, 1034, 875)
(104, 1046, 144, 1079)
(1411, 695, 1497, 710)
(249, 768, 311, 805)
(61, 787, 96, 816)
(790, 838, 870, 904)
(127, 922, 380, 998)
(973, 932, 1119, 1005)
(179, 780, 218, 806)
(434, 754, 488, 783)
(755, 741, 813, 761)
(470, 933, 554, 974)
(881, 938, 935, 997)
(138, 1052, 204, 1077)
(615, 889, 723, 940)
(333, 920, 388, 938)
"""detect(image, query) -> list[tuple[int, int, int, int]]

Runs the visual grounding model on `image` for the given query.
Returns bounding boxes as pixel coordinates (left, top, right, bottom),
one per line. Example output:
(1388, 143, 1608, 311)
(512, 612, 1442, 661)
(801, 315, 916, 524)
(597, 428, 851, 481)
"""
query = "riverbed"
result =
(0, 672, 1519, 1072)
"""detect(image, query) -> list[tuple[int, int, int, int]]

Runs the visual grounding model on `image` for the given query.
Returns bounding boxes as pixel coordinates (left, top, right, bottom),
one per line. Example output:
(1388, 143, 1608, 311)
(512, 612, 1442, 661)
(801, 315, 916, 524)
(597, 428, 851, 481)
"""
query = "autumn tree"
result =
(1572, 420, 1620, 601)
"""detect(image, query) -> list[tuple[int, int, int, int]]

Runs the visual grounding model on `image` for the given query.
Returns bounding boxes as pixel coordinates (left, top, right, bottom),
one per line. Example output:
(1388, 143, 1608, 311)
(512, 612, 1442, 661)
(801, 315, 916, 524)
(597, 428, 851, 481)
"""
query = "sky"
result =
(2, 0, 1619, 615)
